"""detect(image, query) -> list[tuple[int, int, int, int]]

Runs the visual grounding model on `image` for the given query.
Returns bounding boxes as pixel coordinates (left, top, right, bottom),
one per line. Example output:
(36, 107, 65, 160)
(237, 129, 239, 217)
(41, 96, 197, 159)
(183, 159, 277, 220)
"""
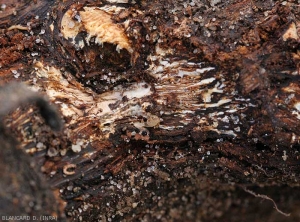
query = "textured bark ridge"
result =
(0, 82, 65, 220)
(0, 0, 300, 221)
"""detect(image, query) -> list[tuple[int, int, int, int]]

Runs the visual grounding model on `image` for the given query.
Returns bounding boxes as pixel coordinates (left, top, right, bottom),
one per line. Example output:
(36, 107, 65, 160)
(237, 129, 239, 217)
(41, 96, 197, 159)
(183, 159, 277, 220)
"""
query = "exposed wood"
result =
(0, 0, 300, 221)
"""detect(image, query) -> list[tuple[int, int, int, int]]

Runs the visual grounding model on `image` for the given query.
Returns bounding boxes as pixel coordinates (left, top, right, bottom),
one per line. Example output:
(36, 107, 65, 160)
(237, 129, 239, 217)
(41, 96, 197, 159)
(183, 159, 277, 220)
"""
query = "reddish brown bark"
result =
(0, 0, 300, 221)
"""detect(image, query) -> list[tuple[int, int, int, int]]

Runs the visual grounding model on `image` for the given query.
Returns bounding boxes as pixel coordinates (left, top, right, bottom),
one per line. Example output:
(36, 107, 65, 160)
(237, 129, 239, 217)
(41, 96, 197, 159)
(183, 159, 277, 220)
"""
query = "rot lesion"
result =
(58, 4, 150, 93)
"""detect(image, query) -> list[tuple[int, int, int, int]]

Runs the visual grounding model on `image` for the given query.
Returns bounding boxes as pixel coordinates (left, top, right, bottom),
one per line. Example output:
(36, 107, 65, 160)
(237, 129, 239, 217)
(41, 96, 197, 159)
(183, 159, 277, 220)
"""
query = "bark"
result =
(0, 0, 300, 221)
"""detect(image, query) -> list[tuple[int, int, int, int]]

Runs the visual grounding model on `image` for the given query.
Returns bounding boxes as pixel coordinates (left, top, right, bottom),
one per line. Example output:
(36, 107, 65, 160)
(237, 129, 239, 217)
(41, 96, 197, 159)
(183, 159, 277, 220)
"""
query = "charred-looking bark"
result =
(0, 0, 300, 221)
(0, 82, 65, 220)
(0, 82, 62, 130)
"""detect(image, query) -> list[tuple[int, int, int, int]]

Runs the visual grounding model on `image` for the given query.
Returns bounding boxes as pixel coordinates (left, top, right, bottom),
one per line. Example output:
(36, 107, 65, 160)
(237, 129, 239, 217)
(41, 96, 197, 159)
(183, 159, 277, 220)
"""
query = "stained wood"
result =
(0, 0, 299, 221)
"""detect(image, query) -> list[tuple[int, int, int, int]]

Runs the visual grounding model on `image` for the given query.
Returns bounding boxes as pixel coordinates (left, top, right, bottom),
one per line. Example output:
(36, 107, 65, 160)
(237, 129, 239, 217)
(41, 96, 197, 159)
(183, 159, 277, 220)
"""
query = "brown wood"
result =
(0, 0, 299, 221)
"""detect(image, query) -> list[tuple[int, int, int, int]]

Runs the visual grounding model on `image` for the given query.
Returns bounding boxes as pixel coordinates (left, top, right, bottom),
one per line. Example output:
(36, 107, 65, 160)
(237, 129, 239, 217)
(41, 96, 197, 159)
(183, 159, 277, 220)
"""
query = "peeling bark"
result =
(0, 0, 300, 221)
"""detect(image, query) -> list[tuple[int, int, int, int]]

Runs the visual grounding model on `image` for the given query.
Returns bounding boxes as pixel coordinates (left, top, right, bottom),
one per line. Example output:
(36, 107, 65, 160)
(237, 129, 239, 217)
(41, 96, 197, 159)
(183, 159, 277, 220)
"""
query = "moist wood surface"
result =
(0, 0, 300, 221)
